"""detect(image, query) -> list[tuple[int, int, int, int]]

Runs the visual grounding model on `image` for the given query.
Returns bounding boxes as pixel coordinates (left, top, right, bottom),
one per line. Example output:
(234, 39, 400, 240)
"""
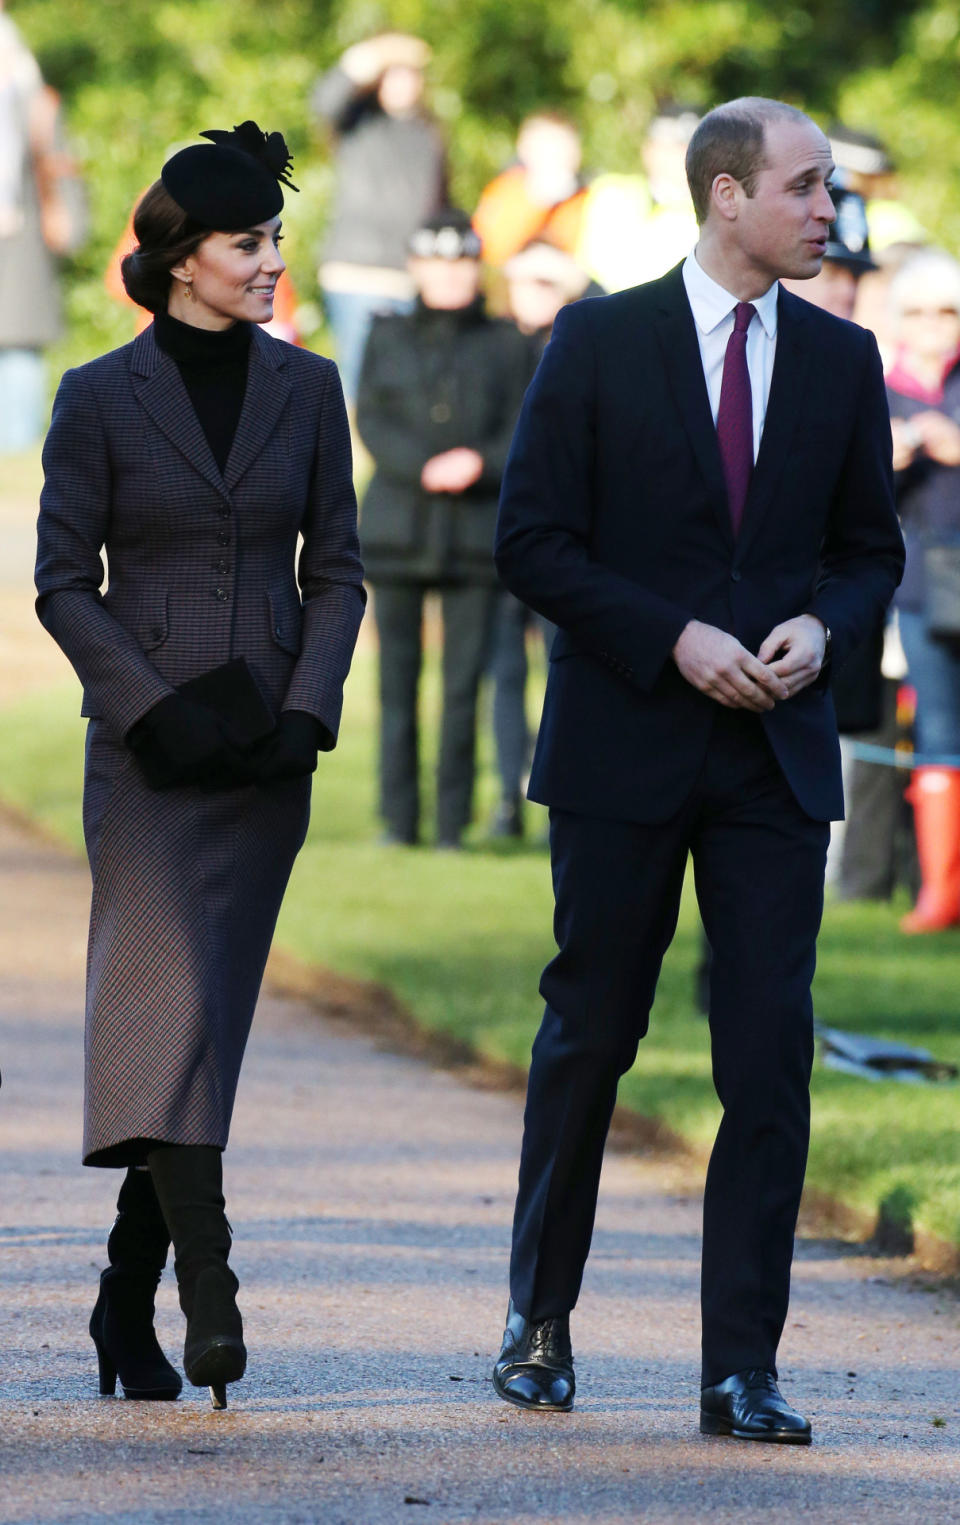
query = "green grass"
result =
(1, 651, 958, 1250)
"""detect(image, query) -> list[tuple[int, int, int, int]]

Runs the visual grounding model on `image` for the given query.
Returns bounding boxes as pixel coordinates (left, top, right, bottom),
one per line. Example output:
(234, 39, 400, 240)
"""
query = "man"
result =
(576, 103, 700, 294)
(312, 32, 447, 402)
(357, 210, 530, 848)
(492, 98, 904, 1443)
(472, 112, 588, 269)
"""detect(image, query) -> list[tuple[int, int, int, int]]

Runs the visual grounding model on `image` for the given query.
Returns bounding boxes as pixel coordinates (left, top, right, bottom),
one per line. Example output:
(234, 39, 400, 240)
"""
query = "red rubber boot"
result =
(901, 767, 960, 932)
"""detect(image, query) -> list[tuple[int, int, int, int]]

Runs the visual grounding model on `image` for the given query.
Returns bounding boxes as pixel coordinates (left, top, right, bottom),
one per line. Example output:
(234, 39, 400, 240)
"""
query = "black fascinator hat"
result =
(161, 120, 299, 230)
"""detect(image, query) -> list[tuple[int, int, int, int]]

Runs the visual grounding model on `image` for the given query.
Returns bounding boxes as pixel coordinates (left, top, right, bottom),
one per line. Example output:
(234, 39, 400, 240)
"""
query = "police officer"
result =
(357, 210, 531, 847)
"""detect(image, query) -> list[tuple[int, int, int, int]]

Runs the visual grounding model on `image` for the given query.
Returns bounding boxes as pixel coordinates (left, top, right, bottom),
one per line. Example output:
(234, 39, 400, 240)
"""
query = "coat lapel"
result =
(652, 265, 733, 548)
(130, 326, 227, 498)
(129, 323, 292, 500)
(223, 324, 292, 492)
(735, 289, 812, 557)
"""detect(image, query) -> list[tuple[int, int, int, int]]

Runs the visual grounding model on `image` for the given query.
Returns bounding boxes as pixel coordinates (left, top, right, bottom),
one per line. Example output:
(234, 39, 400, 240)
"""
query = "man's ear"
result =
(710, 173, 741, 223)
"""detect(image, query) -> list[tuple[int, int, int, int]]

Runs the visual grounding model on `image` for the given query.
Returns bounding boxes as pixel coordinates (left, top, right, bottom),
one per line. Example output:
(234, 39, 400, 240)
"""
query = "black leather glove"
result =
(127, 693, 245, 790)
(243, 710, 321, 783)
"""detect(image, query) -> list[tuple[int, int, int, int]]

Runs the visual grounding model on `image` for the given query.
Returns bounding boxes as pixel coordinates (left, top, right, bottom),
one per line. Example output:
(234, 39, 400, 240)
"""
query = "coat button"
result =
(213, 587, 228, 601)
(730, 569, 742, 582)
(213, 558, 229, 574)
(217, 506, 231, 519)
(217, 531, 230, 546)
(275, 624, 283, 638)
(430, 402, 451, 423)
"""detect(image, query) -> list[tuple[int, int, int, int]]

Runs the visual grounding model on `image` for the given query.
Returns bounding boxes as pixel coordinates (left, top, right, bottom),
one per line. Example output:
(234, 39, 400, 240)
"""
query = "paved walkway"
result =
(0, 806, 958, 1525)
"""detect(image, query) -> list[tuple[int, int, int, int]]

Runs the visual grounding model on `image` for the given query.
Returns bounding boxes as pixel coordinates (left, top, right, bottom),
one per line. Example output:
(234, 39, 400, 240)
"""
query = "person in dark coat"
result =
(491, 98, 903, 1441)
(885, 248, 960, 930)
(312, 32, 448, 402)
(487, 241, 592, 838)
(357, 210, 531, 848)
(35, 122, 365, 1409)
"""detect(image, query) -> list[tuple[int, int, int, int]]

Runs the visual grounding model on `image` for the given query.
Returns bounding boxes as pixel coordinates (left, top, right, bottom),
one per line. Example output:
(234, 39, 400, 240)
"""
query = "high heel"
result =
(147, 1145, 247, 1410)
(89, 1168, 182, 1401)
(91, 1320, 117, 1396)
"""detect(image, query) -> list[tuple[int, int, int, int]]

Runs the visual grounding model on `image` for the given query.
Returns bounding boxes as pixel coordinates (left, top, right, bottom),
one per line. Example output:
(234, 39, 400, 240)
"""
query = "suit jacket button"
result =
(730, 569, 742, 582)
(214, 587, 228, 601)
(217, 531, 230, 546)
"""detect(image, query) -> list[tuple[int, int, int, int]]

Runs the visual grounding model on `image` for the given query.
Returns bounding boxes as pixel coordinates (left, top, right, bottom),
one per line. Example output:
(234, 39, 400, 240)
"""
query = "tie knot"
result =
(733, 301, 756, 334)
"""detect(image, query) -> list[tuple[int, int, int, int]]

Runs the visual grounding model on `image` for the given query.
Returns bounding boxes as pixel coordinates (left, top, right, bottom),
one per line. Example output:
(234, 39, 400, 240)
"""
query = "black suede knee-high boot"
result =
(89, 1166, 183, 1400)
(146, 1145, 246, 1409)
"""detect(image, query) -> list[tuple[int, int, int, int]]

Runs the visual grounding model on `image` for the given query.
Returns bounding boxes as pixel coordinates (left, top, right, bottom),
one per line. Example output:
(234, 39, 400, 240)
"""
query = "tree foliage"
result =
(8, 0, 952, 366)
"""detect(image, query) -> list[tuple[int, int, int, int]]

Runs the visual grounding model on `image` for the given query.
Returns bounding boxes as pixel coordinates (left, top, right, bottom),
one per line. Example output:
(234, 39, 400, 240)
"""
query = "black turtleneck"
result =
(154, 310, 252, 474)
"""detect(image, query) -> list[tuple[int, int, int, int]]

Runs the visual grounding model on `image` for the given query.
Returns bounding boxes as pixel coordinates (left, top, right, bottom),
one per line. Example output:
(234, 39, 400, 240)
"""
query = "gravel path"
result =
(0, 808, 958, 1525)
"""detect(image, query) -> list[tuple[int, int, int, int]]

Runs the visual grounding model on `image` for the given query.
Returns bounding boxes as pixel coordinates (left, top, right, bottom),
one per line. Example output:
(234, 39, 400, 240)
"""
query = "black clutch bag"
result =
(177, 657, 276, 747)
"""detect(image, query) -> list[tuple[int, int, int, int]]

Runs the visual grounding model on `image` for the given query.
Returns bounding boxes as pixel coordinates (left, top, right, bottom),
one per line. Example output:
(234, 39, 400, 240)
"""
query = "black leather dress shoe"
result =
(492, 1299, 575, 1411)
(700, 1369, 811, 1444)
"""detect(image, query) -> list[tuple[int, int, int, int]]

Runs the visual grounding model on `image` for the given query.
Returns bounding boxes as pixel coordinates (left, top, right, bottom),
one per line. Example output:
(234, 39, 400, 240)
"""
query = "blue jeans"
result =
(899, 607, 960, 759)
(322, 288, 413, 403)
(0, 348, 46, 452)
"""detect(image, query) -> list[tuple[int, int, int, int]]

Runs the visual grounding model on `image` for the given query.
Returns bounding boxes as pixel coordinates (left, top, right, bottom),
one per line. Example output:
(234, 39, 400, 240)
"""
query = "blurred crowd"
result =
(5, 14, 960, 930)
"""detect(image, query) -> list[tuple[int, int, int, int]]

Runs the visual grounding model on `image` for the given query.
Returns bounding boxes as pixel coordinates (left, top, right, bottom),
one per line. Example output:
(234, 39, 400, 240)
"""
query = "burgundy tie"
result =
(716, 300, 756, 536)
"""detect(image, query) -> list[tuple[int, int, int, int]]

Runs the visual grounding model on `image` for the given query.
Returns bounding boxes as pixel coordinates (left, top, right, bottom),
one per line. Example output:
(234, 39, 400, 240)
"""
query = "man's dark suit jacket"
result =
(494, 263, 905, 824)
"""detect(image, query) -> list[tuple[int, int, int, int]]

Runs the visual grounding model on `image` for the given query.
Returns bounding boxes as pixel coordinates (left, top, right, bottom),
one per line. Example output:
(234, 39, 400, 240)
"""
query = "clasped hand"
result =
(420, 448, 484, 494)
(129, 695, 319, 790)
(672, 615, 827, 713)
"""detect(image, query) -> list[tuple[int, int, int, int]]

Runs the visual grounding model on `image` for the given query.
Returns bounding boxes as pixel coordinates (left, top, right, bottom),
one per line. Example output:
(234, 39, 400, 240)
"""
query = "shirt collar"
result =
(682, 250, 779, 339)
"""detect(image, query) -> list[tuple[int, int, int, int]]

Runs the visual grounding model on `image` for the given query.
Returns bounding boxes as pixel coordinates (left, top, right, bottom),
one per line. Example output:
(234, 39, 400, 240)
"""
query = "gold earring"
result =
(182, 281, 194, 301)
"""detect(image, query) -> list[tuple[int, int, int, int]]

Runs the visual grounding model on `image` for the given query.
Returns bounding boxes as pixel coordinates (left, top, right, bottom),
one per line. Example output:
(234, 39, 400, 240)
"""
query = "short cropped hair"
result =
(685, 97, 811, 225)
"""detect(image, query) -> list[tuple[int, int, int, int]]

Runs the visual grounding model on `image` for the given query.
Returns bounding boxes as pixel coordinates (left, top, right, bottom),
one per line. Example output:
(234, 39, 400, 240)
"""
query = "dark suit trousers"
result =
(509, 708, 829, 1387)
(374, 581, 497, 842)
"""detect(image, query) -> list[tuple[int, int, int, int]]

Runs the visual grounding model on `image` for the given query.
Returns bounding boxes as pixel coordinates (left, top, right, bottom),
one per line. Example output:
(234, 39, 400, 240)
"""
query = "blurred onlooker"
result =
(782, 181, 875, 319)
(357, 211, 530, 848)
(0, 11, 86, 452)
(472, 112, 588, 268)
(854, 240, 929, 370)
(486, 240, 590, 837)
(784, 185, 916, 900)
(312, 32, 447, 402)
(885, 249, 960, 931)
(576, 104, 700, 293)
(829, 125, 927, 254)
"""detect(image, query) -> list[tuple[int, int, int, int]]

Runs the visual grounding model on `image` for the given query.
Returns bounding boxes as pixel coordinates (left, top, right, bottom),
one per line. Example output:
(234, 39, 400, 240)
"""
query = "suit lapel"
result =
(223, 325, 292, 492)
(735, 289, 811, 557)
(652, 266, 733, 548)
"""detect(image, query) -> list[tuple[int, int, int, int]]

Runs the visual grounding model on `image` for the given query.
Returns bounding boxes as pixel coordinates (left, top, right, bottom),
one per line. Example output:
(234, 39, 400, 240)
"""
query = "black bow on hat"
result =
(200, 121, 299, 192)
(162, 119, 298, 231)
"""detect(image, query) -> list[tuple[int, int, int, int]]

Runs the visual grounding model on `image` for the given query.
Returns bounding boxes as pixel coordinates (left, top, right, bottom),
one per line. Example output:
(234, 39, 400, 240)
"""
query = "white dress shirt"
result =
(682, 251, 779, 463)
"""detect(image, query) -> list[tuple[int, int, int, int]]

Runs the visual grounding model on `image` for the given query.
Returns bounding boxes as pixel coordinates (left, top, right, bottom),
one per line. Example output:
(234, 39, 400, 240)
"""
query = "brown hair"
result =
(119, 179, 207, 313)
(685, 97, 811, 224)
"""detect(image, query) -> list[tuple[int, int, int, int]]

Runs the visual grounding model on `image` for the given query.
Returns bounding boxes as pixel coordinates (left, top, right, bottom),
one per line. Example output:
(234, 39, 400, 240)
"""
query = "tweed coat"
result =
(35, 322, 366, 1166)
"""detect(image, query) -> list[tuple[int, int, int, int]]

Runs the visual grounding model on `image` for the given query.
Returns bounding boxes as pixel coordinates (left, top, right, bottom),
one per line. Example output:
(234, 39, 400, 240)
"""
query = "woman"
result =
(886, 249, 960, 930)
(35, 121, 365, 1406)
